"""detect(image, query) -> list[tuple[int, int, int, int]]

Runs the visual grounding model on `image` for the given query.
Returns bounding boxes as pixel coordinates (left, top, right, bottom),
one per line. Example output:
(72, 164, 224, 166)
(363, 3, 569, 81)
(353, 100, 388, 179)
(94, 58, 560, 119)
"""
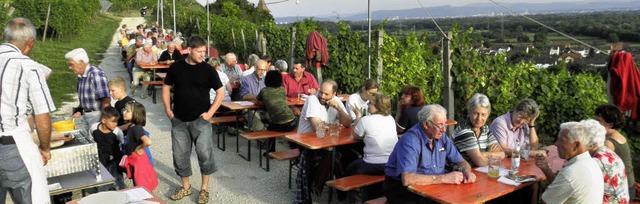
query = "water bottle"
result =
(510, 139, 521, 175)
(362, 107, 367, 116)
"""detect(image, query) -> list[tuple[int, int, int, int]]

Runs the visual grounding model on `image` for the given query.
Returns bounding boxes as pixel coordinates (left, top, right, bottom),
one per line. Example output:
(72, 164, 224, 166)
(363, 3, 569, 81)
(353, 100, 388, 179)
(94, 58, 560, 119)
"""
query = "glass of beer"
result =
(488, 157, 502, 178)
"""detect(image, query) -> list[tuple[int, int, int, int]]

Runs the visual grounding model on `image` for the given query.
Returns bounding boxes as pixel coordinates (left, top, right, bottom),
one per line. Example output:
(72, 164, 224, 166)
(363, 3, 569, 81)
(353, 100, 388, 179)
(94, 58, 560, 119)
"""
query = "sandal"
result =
(198, 189, 209, 204)
(170, 187, 191, 200)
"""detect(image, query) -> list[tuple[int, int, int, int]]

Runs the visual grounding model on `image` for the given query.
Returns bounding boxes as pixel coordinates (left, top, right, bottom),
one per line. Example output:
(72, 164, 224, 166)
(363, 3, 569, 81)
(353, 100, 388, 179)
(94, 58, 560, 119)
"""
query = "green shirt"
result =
(257, 87, 295, 124)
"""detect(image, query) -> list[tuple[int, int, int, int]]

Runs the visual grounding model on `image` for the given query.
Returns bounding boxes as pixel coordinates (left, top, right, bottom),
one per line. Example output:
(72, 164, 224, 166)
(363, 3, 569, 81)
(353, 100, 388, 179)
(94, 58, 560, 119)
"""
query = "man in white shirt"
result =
(297, 79, 352, 134)
(536, 121, 604, 204)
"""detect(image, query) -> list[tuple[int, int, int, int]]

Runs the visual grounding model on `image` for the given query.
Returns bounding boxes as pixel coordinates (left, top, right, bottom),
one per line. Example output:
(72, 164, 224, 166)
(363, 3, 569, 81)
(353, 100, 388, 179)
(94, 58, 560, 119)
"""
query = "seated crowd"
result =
(115, 24, 635, 204)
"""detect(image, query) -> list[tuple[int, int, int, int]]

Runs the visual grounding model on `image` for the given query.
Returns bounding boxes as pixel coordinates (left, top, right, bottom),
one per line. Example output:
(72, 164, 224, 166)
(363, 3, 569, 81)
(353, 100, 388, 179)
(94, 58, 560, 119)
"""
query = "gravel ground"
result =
(50, 17, 303, 203)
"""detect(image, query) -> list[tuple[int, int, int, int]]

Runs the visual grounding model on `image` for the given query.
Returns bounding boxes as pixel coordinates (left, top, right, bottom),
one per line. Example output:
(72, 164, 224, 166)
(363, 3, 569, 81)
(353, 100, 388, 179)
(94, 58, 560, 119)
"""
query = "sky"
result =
(195, 0, 591, 18)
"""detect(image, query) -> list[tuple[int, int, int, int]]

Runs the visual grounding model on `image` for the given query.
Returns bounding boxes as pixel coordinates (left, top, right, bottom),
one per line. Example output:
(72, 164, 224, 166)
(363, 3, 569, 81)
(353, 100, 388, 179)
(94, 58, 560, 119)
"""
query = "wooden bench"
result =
(365, 196, 387, 204)
(210, 116, 244, 151)
(239, 129, 297, 166)
(141, 81, 164, 104)
(326, 175, 385, 203)
(268, 149, 300, 189)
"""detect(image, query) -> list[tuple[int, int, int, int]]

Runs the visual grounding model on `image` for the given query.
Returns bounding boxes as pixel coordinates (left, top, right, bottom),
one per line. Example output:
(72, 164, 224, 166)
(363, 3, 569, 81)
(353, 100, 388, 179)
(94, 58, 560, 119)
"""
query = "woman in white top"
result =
(347, 92, 398, 175)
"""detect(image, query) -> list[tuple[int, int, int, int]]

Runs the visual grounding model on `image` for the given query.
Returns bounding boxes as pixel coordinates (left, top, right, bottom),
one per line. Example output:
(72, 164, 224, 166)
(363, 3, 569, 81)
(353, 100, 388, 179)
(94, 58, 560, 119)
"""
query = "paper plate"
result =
(50, 140, 65, 149)
(79, 191, 129, 204)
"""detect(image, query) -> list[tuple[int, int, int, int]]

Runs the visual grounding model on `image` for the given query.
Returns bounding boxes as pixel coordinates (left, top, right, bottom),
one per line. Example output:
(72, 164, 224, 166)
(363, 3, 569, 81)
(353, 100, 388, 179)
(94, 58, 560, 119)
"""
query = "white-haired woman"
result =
(453, 93, 505, 167)
(582, 119, 629, 204)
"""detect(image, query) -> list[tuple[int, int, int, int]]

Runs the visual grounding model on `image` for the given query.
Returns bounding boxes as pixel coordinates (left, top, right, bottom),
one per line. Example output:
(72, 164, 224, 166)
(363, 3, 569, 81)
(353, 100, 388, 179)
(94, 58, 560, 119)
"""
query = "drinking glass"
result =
(315, 121, 326, 139)
(488, 157, 502, 178)
(522, 144, 531, 161)
(329, 120, 340, 137)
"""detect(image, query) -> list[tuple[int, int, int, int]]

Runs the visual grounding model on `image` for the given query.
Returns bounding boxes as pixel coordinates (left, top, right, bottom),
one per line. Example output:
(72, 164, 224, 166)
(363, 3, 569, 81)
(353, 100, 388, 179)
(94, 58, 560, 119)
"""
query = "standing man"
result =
(162, 36, 224, 204)
(283, 59, 319, 98)
(66, 48, 110, 134)
(0, 17, 56, 204)
(535, 122, 604, 203)
(383, 104, 476, 203)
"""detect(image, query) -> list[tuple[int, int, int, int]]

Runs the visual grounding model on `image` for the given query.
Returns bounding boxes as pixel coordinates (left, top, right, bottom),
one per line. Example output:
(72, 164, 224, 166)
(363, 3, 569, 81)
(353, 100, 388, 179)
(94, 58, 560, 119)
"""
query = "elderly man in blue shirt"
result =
(66, 48, 111, 134)
(384, 104, 476, 203)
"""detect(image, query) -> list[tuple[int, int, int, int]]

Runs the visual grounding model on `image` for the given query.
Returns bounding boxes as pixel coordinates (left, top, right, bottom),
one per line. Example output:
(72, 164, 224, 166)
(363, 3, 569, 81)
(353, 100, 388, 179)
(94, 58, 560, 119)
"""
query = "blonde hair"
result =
(369, 92, 391, 116)
(108, 76, 127, 91)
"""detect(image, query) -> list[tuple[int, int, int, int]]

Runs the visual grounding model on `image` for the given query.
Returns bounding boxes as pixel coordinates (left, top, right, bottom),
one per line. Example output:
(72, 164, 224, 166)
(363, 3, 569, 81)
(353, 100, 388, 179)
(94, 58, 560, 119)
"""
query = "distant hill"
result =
(275, 1, 640, 23)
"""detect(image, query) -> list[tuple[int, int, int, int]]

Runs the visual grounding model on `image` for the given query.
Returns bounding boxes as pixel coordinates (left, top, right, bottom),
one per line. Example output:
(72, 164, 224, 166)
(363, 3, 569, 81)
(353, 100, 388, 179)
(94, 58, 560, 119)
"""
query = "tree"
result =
(220, 2, 240, 19)
(533, 31, 548, 47)
(607, 33, 620, 43)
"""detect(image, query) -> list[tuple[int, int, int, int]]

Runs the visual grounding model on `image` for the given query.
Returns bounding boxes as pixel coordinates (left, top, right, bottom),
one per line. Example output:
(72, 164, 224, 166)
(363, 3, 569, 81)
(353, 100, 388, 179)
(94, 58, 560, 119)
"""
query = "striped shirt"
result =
(0, 43, 56, 132)
(77, 65, 109, 111)
(453, 119, 498, 163)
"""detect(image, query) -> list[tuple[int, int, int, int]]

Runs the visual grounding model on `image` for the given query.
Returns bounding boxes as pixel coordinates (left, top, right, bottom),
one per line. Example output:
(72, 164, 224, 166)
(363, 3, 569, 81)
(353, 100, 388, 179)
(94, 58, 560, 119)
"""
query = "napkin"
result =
(234, 101, 255, 106)
(497, 176, 520, 186)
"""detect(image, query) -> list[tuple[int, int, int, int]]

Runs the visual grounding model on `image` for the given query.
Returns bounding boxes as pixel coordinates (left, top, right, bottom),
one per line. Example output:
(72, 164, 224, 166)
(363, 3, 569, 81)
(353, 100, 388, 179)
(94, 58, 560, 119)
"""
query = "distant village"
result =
(480, 43, 638, 69)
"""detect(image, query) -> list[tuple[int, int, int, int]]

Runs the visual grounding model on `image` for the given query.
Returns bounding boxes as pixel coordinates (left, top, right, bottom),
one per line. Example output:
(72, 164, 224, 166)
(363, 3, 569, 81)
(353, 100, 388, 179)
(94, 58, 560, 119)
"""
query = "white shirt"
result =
(210, 70, 231, 103)
(297, 95, 347, 134)
(345, 92, 367, 120)
(542, 151, 604, 204)
(354, 114, 398, 164)
(242, 66, 255, 77)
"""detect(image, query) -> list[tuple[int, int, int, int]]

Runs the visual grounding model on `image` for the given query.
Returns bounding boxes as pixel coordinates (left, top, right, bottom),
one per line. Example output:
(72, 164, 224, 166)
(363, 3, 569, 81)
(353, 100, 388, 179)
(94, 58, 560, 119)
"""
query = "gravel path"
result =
(53, 17, 298, 204)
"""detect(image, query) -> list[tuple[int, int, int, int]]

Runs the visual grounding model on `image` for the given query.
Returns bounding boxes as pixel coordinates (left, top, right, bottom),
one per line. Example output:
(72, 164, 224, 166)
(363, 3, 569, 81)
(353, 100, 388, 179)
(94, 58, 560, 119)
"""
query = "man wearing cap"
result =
(0, 17, 56, 204)
(66, 48, 111, 134)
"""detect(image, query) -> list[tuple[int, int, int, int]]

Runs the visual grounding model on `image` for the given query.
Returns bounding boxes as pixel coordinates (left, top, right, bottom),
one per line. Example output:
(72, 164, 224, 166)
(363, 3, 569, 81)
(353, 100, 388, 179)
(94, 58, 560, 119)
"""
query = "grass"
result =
(30, 13, 121, 109)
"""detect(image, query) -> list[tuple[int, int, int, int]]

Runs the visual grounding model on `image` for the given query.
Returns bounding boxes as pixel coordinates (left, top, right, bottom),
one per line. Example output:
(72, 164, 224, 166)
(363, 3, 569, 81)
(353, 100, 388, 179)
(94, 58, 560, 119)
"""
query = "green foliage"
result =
(207, 0, 274, 24)
(30, 13, 120, 108)
(12, 0, 101, 38)
(108, 0, 156, 12)
(451, 26, 607, 141)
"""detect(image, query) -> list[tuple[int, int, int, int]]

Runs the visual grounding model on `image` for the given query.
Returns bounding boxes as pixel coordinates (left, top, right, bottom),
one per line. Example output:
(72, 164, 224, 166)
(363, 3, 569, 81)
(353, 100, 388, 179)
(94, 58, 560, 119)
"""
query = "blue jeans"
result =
(0, 143, 32, 204)
(170, 117, 218, 177)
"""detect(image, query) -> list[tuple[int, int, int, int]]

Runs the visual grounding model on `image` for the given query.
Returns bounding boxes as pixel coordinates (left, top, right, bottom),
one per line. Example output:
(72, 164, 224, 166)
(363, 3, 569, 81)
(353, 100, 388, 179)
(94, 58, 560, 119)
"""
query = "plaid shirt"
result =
(77, 65, 109, 111)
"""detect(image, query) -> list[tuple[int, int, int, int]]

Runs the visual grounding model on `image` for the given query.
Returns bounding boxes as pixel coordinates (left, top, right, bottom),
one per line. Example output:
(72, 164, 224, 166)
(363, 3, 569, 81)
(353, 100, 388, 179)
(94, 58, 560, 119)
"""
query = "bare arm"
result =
(135, 135, 152, 155)
(100, 97, 111, 109)
(34, 113, 52, 165)
(162, 85, 174, 119)
(202, 88, 224, 120)
(401, 171, 465, 186)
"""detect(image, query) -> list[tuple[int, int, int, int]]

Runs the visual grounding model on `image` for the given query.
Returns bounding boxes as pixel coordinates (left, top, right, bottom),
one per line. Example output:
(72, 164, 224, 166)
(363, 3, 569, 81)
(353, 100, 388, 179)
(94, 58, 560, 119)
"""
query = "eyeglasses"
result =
(428, 121, 447, 131)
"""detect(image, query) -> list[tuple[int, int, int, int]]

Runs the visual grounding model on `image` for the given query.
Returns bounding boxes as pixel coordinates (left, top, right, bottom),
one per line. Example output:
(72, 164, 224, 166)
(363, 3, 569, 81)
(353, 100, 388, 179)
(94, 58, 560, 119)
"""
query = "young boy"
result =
(108, 76, 134, 131)
(89, 106, 126, 190)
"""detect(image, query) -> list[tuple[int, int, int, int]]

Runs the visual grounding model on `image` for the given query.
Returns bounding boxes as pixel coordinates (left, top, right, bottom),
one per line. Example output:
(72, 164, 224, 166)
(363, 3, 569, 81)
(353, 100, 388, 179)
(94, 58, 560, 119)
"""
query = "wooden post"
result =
(241, 29, 247, 60)
(232, 28, 237, 48)
(375, 29, 384, 84)
(255, 29, 259, 52)
(289, 27, 296, 68)
(42, 3, 51, 42)
(442, 32, 454, 136)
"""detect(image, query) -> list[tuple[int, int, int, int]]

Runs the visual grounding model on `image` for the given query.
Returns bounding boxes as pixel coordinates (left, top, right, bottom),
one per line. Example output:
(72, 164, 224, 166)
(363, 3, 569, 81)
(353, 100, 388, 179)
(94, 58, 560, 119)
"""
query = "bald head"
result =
(225, 53, 237, 67)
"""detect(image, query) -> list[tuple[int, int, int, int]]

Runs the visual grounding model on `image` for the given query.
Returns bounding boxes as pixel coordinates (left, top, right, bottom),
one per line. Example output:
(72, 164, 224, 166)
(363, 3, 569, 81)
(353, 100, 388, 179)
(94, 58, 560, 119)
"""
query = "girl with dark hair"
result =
(257, 70, 297, 152)
(121, 101, 156, 190)
(595, 104, 635, 192)
(395, 85, 426, 133)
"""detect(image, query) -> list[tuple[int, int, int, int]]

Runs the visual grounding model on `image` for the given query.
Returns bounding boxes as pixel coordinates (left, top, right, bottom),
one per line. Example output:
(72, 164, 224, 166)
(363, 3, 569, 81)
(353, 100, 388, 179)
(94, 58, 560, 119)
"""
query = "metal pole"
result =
(172, 0, 176, 33)
(207, 0, 210, 58)
(156, 0, 160, 25)
(161, 0, 164, 32)
(367, 0, 371, 79)
(442, 32, 454, 136)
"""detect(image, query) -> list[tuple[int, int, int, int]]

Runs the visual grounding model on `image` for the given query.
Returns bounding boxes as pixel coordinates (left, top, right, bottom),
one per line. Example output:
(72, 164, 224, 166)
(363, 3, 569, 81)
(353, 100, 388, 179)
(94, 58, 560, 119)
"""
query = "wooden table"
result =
(284, 127, 356, 150)
(285, 128, 357, 203)
(138, 64, 169, 104)
(408, 158, 545, 204)
(66, 186, 165, 204)
(220, 101, 261, 160)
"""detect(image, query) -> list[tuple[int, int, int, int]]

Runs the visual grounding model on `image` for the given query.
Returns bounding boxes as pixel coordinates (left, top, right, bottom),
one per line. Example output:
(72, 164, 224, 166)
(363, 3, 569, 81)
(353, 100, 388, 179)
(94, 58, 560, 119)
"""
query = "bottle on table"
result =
(510, 139, 521, 175)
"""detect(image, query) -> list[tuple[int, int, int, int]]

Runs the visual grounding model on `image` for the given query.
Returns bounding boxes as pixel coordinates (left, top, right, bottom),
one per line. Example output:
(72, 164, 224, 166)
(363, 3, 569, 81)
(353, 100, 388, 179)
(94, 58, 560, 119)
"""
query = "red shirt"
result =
(283, 71, 319, 98)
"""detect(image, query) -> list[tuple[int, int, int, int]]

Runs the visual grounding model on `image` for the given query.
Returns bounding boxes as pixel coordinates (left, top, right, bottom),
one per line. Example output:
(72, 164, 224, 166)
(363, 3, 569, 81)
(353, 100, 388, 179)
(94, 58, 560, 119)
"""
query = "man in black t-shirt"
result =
(162, 36, 224, 203)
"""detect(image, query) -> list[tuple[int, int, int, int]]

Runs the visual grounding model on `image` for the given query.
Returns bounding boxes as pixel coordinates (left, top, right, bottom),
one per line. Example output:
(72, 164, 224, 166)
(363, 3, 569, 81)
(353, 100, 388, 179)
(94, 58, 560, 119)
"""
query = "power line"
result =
(415, 0, 449, 40)
(487, 0, 607, 54)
